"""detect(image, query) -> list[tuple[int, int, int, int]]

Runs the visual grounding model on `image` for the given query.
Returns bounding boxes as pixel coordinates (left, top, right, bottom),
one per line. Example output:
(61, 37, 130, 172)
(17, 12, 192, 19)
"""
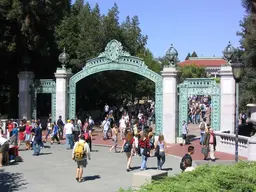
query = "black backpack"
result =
(123, 140, 132, 152)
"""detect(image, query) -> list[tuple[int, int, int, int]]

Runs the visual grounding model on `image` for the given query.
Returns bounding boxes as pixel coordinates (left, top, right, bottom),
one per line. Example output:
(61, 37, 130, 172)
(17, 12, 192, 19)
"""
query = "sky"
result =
(71, 0, 246, 61)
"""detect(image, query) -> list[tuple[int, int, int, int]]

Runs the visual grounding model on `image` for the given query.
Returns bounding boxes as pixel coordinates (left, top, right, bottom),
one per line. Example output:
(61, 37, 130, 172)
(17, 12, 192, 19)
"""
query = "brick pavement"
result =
(90, 130, 247, 161)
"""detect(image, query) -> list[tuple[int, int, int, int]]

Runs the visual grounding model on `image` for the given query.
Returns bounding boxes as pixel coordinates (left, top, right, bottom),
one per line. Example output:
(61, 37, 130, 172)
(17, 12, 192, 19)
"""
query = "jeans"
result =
(157, 152, 166, 169)
(140, 148, 148, 170)
(33, 140, 41, 155)
(195, 114, 200, 124)
(45, 129, 51, 140)
(200, 132, 205, 144)
(66, 134, 74, 149)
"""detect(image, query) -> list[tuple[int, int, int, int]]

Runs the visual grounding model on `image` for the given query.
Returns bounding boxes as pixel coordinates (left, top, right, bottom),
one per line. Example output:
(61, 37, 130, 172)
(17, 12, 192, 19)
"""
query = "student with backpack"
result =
(199, 118, 207, 145)
(72, 134, 91, 183)
(180, 146, 194, 172)
(122, 131, 135, 172)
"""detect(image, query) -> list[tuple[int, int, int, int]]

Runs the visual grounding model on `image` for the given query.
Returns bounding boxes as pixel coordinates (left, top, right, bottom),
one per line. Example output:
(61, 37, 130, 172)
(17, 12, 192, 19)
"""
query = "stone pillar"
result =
(161, 67, 178, 143)
(55, 68, 72, 122)
(18, 71, 35, 120)
(220, 66, 236, 133)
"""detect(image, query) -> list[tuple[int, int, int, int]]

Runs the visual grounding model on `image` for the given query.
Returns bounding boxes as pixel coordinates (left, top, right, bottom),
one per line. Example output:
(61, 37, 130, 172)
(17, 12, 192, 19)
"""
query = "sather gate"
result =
(68, 40, 163, 134)
(178, 78, 220, 135)
(18, 40, 236, 143)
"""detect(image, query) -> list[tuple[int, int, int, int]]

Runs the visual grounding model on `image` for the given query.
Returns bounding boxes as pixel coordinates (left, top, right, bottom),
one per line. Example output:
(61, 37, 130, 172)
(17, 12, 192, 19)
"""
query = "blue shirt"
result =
(34, 126, 42, 142)
(12, 128, 19, 136)
(53, 125, 58, 135)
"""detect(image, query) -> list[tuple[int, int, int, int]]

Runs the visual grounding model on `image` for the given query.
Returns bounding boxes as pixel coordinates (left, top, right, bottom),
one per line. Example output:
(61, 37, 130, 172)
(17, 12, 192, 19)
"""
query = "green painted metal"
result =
(178, 78, 220, 135)
(31, 79, 56, 122)
(68, 39, 163, 135)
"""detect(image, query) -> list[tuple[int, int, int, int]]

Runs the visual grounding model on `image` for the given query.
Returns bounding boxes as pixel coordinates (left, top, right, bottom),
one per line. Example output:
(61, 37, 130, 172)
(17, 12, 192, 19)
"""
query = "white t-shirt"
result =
(47, 123, 52, 130)
(184, 167, 195, 172)
(103, 120, 110, 131)
(138, 113, 143, 120)
(119, 118, 126, 128)
(64, 123, 74, 134)
(124, 115, 129, 123)
(0, 136, 8, 145)
(104, 105, 109, 112)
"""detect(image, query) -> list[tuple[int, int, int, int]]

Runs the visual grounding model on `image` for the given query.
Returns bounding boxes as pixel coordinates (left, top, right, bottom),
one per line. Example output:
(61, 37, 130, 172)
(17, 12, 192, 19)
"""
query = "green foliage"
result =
(121, 162, 256, 192)
(178, 64, 206, 83)
(55, 2, 159, 110)
(213, 77, 220, 84)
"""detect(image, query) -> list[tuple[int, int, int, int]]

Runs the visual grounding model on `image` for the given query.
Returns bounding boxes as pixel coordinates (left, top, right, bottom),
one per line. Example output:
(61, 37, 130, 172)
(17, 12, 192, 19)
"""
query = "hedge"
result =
(119, 162, 256, 192)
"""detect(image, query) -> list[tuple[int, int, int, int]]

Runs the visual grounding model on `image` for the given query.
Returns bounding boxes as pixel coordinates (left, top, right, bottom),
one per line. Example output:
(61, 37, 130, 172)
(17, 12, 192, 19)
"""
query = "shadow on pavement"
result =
(83, 175, 101, 181)
(39, 152, 52, 156)
(0, 169, 28, 192)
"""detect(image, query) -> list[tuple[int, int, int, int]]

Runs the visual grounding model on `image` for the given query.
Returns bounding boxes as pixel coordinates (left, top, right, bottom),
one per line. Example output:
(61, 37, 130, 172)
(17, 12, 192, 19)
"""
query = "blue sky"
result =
(72, 0, 245, 60)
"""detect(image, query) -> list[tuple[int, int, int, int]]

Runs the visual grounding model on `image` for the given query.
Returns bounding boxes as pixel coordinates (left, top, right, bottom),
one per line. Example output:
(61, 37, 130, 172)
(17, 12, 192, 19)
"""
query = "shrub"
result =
(121, 162, 256, 192)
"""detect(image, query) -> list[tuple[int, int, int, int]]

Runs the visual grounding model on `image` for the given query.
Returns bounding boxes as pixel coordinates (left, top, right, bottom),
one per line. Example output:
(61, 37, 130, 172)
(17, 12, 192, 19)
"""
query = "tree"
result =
(185, 53, 191, 60)
(55, 2, 159, 110)
(191, 51, 198, 57)
(0, 0, 70, 116)
(178, 64, 206, 83)
(238, 1, 256, 110)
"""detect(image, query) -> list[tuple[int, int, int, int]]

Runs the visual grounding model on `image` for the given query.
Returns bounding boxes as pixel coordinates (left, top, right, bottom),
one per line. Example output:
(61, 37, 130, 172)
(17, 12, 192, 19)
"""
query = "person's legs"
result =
(0, 153, 3, 167)
(76, 168, 79, 179)
(79, 167, 83, 181)
(33, 141, 37, 155)
(160, 152, 166, 169)
(209, 144, 215, 160)
(66, 134, 70, 149)
(126, 153, 132, 170)
(157, 155, 161, 169)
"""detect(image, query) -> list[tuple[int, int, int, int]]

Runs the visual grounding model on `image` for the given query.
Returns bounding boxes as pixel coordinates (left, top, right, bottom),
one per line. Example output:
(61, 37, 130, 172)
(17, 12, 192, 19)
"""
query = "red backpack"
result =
(84, 132, 91, 141)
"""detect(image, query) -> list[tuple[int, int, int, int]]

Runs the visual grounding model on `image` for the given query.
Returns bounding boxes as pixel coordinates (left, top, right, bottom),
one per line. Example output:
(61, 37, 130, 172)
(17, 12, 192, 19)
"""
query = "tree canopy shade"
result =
(238, 0, 256, 110)
(55, 1, 161, 111)
(178, 64, 206, 83)
(119, 162, 256, 192)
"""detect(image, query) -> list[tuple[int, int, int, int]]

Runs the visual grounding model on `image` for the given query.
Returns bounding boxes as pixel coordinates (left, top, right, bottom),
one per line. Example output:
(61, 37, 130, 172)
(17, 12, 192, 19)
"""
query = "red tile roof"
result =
(178, 58, 227, 67)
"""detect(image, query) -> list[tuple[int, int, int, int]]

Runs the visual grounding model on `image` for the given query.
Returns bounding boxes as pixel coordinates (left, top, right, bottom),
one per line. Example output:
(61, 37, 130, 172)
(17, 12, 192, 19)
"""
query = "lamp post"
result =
(165, 44, 178, 67)
(223, 42, 245, 162)
(58, 48, 70, 69)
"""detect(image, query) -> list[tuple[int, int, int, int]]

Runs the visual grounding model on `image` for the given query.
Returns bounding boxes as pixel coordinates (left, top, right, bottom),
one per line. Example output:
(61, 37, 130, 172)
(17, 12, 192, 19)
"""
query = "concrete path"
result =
(0, 144, 183, 192)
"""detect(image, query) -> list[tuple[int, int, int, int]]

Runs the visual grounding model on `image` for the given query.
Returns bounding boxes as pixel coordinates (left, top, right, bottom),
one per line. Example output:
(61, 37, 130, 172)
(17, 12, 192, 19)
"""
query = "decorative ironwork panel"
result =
(178, 78, 220, 135)
(178, 87, 188, 136)
(68, 40, 163, 134)
(30, 79, 56, 121)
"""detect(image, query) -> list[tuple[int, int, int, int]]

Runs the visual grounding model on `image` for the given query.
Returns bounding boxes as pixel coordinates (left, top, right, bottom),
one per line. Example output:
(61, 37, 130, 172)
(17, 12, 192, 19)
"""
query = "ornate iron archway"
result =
(68, 40, 163, 134)
(178, 78, 220, 136)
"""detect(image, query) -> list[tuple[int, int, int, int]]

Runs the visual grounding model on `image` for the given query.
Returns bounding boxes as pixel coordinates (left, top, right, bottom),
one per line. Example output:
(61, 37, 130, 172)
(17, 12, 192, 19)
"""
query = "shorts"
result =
(0, 142, 9, 153)
(76, 159, 87, 168)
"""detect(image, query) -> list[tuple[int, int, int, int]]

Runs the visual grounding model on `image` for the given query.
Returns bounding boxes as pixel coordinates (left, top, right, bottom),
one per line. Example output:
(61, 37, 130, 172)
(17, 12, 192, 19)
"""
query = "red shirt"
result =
(139, 138, 150, 149)
(125, 138, 135, 145)
(8, 123, 14, 132)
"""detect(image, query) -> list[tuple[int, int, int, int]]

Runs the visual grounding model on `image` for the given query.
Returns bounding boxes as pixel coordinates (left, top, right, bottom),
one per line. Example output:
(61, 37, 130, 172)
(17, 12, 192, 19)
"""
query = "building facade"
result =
(178, 57, 227, 78)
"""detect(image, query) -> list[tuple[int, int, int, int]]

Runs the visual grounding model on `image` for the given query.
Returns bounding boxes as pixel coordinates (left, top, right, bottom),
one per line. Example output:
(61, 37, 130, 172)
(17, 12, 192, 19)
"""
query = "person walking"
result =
(139, 132, 150, 171)
(154, 134, 167, 170)
(57, 116, 64, 140)
(199, 118, 207, 145)
(51, 122, 60, 145)
(64, 119, 74, 149)
(202, 128, 216, 161)
(32, 122, 42, 156)
(122, 131, 135, 172)
(72, 135, 91, 183)
(109, 125, 118, 153)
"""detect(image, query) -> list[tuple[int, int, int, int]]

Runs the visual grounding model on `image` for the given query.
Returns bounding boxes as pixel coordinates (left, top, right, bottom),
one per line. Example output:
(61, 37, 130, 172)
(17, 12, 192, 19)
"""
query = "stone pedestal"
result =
(248, 135, 256, 161)
(220, 66, 236, 133)
(161, 67, 178, 144)
(55, 68, 73, 122)
(18, 71, 35, 120)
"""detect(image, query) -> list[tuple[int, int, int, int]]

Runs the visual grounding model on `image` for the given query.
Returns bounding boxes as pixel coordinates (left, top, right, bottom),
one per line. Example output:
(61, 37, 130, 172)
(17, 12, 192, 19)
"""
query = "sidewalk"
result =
(91, 130, 246, 161)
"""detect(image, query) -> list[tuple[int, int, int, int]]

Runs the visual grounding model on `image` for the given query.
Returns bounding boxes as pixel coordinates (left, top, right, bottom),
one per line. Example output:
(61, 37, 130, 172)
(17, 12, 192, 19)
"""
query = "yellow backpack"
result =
(74, 142, 85, 160)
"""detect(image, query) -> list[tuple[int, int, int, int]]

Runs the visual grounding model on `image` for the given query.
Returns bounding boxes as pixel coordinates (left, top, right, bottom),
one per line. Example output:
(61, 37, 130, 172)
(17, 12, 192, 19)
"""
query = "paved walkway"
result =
(0, 144, 184, 192)
(92, 131, 246, 161)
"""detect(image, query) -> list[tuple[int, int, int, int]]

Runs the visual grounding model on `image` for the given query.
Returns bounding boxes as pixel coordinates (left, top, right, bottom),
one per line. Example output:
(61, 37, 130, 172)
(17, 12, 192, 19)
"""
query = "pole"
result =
(235, 82, 239, 162)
